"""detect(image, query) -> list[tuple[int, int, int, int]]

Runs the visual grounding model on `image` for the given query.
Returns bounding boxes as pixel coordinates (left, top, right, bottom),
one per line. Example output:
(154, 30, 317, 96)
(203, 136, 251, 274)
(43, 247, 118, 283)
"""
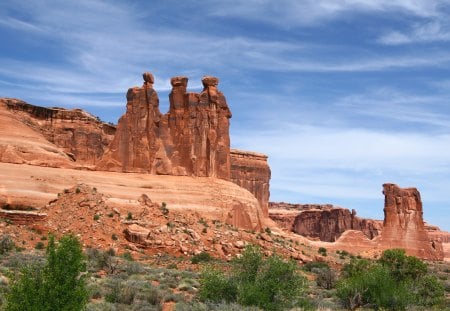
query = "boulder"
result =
(124, 224, 150, 244)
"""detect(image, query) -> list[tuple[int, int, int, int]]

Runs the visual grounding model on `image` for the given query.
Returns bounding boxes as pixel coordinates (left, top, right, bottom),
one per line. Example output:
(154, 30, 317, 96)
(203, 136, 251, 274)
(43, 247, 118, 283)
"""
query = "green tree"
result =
(5, 234, 88, 311)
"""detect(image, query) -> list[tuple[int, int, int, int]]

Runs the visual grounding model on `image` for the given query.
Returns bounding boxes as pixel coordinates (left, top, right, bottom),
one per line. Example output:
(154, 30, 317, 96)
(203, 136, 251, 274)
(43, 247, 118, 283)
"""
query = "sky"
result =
(1, 0, 449, 231)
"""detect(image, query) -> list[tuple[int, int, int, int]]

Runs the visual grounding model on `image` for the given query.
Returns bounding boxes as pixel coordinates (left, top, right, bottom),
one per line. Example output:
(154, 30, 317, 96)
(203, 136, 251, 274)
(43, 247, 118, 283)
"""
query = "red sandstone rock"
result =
(97, 73, 162, 173)
(269, 203, 381, 241)
(291, 208, 381, 242)
(379, 183, 443, 260)
(0, 98, 115, 166)
(97, 73, 232, 179)
(124, 224, 151, 244)
(230, 149, 271, 216)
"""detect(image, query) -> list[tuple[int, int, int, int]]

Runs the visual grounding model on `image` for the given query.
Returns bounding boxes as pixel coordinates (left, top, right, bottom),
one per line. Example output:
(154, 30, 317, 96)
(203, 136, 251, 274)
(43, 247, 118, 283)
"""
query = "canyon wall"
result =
(230, 149, 271, 216)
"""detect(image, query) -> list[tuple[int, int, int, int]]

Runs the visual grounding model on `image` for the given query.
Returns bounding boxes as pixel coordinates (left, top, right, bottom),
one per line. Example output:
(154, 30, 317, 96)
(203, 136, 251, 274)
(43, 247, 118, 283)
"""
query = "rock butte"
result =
(0, 72, 448, 261)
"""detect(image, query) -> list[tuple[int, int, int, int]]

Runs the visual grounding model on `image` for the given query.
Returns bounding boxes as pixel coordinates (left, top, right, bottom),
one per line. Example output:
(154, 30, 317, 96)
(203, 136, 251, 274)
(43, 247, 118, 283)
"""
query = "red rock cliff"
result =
(230, 149, 271, 216)
(291, 208, 382, 242)
(379, 183, 443, 260)
(1, 98, 115, 166)
(269, 202, 381, 242)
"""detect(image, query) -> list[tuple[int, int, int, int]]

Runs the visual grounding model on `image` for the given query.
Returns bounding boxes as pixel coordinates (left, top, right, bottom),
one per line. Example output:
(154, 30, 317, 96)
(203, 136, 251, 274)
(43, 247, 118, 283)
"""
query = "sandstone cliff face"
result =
(269, 202, 381, 241)
(1, 98, 115, 166)
(379, 183, 443, 260)
(291, 208, 382, 242)
(97, 73, 232, 179)
(230, 149, 271, 216)
(0, 99, 75, 168)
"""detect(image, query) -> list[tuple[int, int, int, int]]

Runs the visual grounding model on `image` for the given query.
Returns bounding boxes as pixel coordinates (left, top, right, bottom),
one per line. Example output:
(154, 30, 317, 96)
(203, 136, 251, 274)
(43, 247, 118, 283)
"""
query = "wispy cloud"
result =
(378, 21, 450, 45)
(206, 0, 448, 26)
(335, 88, 450, 129)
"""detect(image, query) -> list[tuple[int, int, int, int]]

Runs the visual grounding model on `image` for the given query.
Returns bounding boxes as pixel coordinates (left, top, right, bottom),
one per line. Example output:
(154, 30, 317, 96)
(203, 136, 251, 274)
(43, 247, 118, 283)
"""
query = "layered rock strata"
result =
(97, 73, 232, 179)
(269, 202, 381, 242)
(230, 149, 271, 216)
(379, 183, 443, 260)
(1, 98, 115, 166)
(291, 208, 381, 242)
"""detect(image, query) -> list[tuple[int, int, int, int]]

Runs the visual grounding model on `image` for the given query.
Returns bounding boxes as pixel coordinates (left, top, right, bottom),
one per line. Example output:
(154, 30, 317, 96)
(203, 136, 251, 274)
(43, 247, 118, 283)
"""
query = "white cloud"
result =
(206, 0, 448, 27)
(378, 21, 450, 45)
(336, 88, 450, 129)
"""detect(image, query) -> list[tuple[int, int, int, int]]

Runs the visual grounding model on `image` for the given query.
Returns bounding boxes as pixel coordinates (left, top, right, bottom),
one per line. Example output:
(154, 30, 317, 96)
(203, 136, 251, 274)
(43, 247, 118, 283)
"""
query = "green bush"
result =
(336, 249, 445, 310)
(192, 252, 213, 264)
(302, 261, 329, 272)
(34, 242, 45, 250)
(5, 234, 88, 311)
(318, 247, 327, 256)
(199, 245, 309, 311)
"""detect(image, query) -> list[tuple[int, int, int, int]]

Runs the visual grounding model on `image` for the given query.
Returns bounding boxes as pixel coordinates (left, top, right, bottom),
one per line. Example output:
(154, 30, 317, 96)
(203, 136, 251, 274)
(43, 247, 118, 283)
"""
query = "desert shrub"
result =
(111, 233, 118, 241)
(104, 278, 162, 306)
(199, 245, 309, 311)
(302, 261, 329, 272)
(126, 212, 133, 220)
(336, 249, 445, 310)
(318, 247, 327, 256)
(379, 248, 427, 282)
(121, 251, 133, 261)
(123, 261, 144, 275)
(93, 214, 100, 221)
(192, 252, 213, 264)
(34, 241, 45, 250)
(0, 235, 15, 255)
(5, 234, 88, 311)
(316, 268, 336, 289)
(199, 268, 238, 303)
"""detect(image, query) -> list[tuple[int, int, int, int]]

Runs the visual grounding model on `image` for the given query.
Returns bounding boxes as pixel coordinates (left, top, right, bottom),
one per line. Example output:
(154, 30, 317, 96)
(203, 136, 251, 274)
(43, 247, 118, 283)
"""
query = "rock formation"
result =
(0, 98, 115, 166)
(97, 73, 232, 178)
(291, 208, 381, 242)
(379, 183, 443, 260)
(269, 202, 381, 242)
(230, 149, 271, 216)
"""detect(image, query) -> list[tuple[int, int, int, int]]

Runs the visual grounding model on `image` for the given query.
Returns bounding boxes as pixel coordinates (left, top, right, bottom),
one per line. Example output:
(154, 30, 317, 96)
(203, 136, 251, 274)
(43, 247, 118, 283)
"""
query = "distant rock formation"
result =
(379, 183, 443, 260)
(269, 203, 381, 242)
(0, 98, 115, 166)
(97, 73, 232, 178)
(230, 149, 271, 216)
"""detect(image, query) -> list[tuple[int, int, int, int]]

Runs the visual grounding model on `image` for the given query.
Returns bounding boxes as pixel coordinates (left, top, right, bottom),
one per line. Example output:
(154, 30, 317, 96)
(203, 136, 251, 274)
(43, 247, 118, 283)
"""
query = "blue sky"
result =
(1, 0, 450, 231)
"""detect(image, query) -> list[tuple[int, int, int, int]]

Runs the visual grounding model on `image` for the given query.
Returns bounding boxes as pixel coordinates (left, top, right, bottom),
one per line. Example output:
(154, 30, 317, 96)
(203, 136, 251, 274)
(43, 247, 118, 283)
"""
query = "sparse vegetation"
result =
(126, 212, 132, 220)
(191, 252, 213, 264)
(160, 202, 169, 215)
(318, 247, 327, 256)
(93, 214, 100, 221)
(0, 235, 15, 255)
(34, 241, 45, 250)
